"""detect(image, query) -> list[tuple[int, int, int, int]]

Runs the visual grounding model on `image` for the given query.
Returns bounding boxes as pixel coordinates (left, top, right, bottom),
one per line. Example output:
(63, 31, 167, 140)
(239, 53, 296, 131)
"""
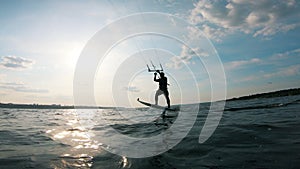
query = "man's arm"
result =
(154, 72, 159, 82)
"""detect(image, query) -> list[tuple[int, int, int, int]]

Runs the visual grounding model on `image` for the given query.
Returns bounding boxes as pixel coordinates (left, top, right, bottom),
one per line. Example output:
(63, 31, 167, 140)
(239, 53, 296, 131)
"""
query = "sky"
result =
(0, 0, 299, 107)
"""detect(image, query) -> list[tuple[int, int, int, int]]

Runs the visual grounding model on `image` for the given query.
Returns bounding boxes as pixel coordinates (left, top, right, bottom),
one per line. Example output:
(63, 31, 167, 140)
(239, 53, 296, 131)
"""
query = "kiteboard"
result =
(137, 98, 177, 111)
(137, 98, 179, 126)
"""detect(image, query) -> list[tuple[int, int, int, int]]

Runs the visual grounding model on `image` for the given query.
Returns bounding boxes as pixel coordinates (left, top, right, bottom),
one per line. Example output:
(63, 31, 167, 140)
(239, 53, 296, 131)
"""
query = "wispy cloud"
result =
(235, 64, 300, 83)
(263, 64, 300, 78)
(238, 75, 259, 82)
(0, 92, 7, 97)
(0, 73, 6, 80)
(225, 48, 300, 82)
(228, 48, 300, 83)
(0, 82, 48, 93)
(225, 58, 261, 70)
(270, 48, 300, 60)
(123, 86, 140, 93)
(0, 56, 35, 70)
(189, 0, 300, 41)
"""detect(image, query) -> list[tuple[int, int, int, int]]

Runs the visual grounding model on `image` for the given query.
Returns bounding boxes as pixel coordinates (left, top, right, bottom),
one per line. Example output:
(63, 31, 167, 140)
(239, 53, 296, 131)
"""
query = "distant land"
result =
(0, 88, 299, 109)
(0, 103, 115, 109)
(227, 88, 300, 101)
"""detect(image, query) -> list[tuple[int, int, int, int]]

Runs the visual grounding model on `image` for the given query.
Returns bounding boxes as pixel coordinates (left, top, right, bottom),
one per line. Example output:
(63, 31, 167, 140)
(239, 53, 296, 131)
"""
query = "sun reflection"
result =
(46, 109, 102, 169)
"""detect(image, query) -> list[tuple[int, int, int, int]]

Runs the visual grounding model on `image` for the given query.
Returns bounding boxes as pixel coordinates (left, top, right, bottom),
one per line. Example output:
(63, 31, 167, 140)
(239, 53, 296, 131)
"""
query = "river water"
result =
(0, 95, 300, 169)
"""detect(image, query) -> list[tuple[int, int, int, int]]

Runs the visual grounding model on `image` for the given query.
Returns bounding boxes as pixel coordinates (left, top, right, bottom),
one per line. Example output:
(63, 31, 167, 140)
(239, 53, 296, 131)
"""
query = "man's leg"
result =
(164, 90, 170, 108)
(167, 97, 170, 108)
(155, 90, 161, 105)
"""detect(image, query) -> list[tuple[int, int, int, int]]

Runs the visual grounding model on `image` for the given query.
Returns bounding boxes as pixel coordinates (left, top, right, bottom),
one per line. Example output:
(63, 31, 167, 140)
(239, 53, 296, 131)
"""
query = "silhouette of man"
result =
(154, 71, 170, 108)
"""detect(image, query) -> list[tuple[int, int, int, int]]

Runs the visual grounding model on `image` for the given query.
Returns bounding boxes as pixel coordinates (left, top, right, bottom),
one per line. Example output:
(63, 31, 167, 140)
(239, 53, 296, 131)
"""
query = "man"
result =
(154, 71, 170, 108)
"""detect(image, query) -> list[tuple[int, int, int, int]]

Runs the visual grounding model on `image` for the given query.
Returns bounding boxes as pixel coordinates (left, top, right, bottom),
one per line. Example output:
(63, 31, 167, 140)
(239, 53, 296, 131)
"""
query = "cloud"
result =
(0, 56, 35, 70)
(238, 75, 259, 82)
(123, 86, 140, 93)
(189, 0, 300, 40)
(233, 64, 300, 83)
(201, 24, 228, 42)
(166, 45, 209, 69)
(0, 92, 7, 97)
(0, 73, 6, 80)
(263, 64, 300, 78)
(0, 82, 48, 93)
(227, 49, 300, 82)
(225, 58, 261, 70)
(270, 48, 300, 60)
(232, 64, 300, 83)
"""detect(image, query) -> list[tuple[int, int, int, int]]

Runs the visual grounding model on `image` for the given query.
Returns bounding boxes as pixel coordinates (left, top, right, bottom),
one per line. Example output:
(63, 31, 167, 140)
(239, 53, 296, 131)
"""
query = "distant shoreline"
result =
(0, 103, 115, 110)
(227, 88, 300, 101)
(1, 88, 299, 109)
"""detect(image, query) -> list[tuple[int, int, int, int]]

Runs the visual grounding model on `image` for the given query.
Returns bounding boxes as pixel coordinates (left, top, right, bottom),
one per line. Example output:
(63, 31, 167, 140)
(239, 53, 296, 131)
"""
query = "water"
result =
(1, 95, 300, 169)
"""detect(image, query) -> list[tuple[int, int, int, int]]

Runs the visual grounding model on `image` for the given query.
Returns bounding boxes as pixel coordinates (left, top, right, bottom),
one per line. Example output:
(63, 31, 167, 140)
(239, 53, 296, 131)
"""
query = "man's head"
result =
(160, 72, 165, 77)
